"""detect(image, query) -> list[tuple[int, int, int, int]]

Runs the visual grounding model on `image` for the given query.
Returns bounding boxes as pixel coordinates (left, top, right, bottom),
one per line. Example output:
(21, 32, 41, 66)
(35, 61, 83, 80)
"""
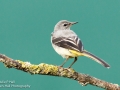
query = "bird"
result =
(51, 20, 110, 68)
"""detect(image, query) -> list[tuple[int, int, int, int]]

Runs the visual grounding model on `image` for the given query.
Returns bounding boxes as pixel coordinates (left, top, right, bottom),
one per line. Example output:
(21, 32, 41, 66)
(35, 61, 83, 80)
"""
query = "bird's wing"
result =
(52, 36, 83, 52)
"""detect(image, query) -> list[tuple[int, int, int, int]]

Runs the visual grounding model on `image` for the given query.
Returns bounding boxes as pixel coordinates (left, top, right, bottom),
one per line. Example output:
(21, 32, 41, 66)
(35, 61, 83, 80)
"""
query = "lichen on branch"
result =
(0, 54, 119, 90)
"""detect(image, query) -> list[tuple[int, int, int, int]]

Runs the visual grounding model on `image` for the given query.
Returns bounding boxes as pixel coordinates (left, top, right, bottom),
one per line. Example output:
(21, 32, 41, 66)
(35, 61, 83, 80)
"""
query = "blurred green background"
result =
(0, 0, 120, 90)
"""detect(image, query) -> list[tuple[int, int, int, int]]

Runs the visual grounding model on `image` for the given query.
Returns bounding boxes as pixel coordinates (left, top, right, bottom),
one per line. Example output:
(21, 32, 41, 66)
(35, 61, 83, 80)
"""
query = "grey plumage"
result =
(51, 20, 110, 68)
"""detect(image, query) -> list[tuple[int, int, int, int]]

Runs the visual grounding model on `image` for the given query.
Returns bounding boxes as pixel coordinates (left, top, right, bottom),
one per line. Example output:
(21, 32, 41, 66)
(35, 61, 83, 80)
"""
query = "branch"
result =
(0, 54, 119, 90)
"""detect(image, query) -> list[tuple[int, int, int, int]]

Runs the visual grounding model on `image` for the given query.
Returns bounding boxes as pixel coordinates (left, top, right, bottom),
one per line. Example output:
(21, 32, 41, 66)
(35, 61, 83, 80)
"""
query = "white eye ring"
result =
(63, 24, 68, 26)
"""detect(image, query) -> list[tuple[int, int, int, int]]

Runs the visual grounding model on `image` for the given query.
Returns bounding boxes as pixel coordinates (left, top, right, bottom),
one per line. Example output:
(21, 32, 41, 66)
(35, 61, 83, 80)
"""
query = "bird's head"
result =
(54, 20, 78, 31)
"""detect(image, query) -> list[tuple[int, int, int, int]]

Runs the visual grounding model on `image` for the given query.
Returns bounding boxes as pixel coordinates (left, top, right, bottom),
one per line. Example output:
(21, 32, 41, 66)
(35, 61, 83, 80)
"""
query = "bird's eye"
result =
(63, 24, 67, 26)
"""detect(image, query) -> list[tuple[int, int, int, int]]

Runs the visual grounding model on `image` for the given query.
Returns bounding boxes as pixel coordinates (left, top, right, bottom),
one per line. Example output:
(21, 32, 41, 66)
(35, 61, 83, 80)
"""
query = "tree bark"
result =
(0, 54, 119, 90)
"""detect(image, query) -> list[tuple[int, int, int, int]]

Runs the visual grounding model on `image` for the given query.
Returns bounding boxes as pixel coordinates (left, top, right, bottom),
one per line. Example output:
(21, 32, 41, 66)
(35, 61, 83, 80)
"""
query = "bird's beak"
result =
(70, 22, 78, 25)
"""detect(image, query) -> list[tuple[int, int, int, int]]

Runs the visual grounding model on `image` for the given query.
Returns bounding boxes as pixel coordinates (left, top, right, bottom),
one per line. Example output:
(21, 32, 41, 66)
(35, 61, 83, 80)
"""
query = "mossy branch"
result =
(0, 54, 119, 90)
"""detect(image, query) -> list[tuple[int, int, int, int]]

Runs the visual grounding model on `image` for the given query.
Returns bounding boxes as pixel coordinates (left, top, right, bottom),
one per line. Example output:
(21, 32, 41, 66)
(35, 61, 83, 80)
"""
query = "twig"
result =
(0, 54, 119, 90)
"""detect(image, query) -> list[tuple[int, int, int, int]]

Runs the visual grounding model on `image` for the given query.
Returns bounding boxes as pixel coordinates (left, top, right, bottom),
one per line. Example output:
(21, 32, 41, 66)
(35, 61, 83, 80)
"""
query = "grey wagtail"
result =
(51, 20, 110, 68)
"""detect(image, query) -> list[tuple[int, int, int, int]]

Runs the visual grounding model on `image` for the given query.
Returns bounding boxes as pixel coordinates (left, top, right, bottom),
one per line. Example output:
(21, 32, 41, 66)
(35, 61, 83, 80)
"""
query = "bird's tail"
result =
(69, 49, 110, 68)
(82, 50, 110, 68)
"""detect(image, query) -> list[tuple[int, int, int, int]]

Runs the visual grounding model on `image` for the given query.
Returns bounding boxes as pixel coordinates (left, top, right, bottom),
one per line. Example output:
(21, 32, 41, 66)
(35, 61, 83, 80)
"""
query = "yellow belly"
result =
(69, 50, 83, 57)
